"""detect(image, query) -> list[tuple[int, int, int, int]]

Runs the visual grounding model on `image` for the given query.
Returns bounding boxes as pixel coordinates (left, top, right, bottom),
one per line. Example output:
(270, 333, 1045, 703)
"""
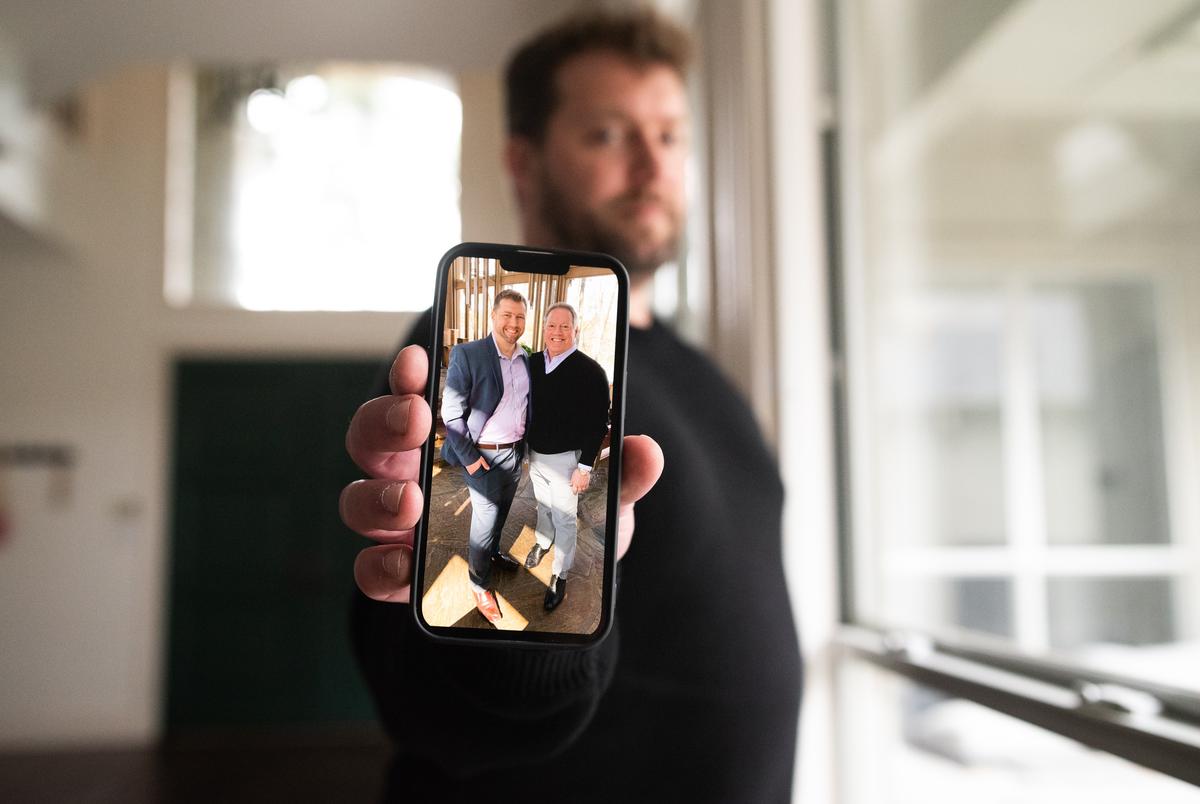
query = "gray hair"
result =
(545, 302, 579, 330)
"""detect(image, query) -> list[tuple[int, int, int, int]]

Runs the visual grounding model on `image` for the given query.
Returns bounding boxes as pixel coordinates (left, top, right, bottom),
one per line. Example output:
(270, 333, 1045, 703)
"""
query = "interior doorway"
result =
(166, 358, 384, 735)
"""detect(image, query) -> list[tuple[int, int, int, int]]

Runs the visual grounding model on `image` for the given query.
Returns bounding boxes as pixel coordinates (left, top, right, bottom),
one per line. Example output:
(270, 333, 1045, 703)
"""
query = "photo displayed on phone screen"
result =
(420, 254, 622, 637)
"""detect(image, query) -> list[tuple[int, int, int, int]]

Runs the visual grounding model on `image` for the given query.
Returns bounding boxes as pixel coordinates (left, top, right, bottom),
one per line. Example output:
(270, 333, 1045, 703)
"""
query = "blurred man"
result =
(438, 288, 531, 622)
(524, 302, 610, 611)
(341, 9, 801, 802)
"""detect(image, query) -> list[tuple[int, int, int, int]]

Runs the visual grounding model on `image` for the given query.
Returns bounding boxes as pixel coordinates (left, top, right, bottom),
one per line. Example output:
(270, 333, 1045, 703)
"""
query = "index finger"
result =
(390, 344, 429, 397)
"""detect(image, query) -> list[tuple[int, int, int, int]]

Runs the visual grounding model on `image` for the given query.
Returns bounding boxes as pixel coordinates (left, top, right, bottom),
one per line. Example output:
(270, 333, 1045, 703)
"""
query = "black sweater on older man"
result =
(526, 348, 611, 468)
(351, 314, 802, 804)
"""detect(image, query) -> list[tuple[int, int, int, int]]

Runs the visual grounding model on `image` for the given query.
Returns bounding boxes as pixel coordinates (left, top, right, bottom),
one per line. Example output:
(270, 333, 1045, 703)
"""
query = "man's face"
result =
(543, 307, 576, 358)
(517, 50, 689, 279)
(491, 298, 527, 348)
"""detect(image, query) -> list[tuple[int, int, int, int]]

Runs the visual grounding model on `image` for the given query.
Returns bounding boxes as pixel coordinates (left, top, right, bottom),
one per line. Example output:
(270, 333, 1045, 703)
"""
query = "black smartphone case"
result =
(412, 242, 629, 647)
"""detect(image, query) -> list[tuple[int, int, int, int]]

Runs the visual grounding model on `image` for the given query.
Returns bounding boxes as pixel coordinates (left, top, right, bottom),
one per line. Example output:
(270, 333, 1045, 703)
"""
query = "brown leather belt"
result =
(476, 441, 519, 451)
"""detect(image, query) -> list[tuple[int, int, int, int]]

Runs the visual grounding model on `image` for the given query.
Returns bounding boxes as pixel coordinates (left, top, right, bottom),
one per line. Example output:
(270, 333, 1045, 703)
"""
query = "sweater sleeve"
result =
(351, 592, 619, 776)
(578, 358, 612, 469)
(350, 309, 621, 776)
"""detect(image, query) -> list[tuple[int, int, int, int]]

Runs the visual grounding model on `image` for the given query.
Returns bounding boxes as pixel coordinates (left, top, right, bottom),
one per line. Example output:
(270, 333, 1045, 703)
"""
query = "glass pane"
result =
(838, 657, 1200, 803)
(884, 577, 1013, 639)
(1048, 576, 1175, 648)
(1035, 285, 1169, 545)
(838, 0, 1200, 686)
(871, 290, 1008, 549)
(566, 276, 620, 382)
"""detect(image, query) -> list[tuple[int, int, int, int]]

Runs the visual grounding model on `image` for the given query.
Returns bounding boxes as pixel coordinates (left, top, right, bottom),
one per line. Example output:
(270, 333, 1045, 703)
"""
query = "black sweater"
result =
(526, 349, 610, 467)
(352, 315, 802, 803)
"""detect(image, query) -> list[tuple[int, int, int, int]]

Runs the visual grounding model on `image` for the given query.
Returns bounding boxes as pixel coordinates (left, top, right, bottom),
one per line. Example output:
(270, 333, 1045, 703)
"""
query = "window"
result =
(855, 281, 1186, 658)
(838, 658, 1200, 803)
(832, 0, 1200, 787)
(173, 62, 461, 311)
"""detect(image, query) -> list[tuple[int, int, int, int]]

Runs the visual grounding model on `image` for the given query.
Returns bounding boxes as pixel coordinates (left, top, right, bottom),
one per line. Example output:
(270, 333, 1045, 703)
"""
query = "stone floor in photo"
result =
(422, 451, 608, 635)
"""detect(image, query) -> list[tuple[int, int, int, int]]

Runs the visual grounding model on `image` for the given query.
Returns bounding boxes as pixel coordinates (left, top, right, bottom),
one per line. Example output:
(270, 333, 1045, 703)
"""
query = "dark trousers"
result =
(462, 445, 522, 588)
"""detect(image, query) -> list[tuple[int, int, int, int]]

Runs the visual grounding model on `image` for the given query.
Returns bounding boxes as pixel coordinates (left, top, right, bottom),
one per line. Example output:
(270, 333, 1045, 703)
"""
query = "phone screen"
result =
(415, 244, 627, 645)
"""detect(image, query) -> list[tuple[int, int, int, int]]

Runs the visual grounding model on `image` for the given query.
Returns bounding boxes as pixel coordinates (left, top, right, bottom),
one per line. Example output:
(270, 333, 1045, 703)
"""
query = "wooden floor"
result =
(0, 733, 392, 804)
(422, 452, 609, 635)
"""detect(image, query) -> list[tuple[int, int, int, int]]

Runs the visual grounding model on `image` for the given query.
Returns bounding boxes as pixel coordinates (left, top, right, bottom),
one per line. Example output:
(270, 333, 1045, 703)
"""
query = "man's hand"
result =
(339, 345, 663, 603)
(570, 468, 591, 494)
(466, 455, 490, 476)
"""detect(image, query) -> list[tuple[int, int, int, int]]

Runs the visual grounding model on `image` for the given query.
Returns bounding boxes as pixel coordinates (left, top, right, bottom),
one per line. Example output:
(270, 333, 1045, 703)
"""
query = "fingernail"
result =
(379, 483, 405, 514)
(386, 399, 410, 434)
(380, 548, 411, 581)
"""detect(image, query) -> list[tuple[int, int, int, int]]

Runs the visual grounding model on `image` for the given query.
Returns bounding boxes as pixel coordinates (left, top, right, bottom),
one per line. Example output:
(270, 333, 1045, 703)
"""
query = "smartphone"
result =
(412, 242, 628, 647)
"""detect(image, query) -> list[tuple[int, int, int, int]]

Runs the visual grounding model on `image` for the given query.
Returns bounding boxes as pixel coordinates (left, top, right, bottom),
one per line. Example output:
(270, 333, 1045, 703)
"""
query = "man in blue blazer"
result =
(440, 288, 532, 623)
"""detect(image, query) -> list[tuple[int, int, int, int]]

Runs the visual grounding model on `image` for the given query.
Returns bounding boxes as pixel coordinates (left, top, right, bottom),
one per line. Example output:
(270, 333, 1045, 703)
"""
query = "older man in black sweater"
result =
(525, 301, 611, 610)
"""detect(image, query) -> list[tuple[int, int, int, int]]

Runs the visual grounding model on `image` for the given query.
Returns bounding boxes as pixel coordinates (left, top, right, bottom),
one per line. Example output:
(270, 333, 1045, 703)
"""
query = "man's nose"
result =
(629, 130, 666, 184)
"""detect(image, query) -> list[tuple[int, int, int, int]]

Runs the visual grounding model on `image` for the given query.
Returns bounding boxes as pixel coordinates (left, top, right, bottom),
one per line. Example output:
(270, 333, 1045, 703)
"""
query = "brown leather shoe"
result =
(473, 588, 503, 623)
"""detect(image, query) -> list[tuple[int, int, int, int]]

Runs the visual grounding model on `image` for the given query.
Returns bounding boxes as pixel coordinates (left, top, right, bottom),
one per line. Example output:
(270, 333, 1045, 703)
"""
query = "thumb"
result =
(619, 435, 664, 508)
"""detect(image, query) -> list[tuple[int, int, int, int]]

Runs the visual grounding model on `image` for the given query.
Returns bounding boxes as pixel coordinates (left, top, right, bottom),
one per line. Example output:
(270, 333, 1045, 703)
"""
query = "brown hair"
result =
(493, 288, 528, 310)
(504, 7, 693, 142)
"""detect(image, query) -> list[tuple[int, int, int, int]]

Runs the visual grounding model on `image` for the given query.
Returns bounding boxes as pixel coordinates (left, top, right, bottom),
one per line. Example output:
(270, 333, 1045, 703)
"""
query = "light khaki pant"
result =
(529, 448, 581, 578)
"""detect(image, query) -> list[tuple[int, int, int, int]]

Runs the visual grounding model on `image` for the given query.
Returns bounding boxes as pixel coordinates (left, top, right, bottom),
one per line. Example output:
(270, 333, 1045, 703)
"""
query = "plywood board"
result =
(421, 555, 476, 626)
(491, 592, 528, 631)
(421, 554, 528, 630)
(508, 525, 556, 587)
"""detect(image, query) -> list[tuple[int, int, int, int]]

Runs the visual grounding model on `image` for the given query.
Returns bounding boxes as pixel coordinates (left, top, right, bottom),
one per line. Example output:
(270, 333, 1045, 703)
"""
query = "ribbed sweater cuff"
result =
(422, 621, 619, 710)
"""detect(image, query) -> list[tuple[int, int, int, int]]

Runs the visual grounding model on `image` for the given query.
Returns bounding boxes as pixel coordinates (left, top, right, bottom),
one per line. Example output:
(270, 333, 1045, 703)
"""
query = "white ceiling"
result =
(0, 0, 580, 102)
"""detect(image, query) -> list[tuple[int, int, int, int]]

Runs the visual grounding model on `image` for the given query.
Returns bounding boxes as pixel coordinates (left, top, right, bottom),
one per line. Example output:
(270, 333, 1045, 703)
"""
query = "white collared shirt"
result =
(543, 345, 577, 373)
(477, 334, 528, 443)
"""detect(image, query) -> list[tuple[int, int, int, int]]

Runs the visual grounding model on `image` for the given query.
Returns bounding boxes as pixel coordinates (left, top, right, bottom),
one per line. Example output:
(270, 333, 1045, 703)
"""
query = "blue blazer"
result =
(439, 335, 531, 468)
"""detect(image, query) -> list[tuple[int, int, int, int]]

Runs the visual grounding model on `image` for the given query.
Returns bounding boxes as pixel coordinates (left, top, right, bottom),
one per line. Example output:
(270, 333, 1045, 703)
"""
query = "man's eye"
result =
(587, 127, 622, 146)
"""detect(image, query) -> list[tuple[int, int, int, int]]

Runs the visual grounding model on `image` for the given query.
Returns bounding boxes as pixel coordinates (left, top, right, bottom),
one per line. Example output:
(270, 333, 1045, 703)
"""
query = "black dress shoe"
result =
(544, 575, 566, 611)
(492, 553, 521, 572)
(525, 544, 548, 569)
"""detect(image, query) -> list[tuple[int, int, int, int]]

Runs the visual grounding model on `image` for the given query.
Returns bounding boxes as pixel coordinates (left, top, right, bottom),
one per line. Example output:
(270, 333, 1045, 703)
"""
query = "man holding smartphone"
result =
(340, 8, 801, 802)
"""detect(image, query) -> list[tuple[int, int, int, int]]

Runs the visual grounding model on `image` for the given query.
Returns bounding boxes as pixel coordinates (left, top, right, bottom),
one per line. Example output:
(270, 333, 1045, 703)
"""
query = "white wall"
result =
(0, 62, 514, 748)
(0, 67, 177, 749)
(459, 69, 520, 246)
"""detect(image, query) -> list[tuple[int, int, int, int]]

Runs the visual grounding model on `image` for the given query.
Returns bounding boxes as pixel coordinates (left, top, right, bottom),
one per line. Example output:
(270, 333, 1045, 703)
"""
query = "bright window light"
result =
(190, 63, 461, 311)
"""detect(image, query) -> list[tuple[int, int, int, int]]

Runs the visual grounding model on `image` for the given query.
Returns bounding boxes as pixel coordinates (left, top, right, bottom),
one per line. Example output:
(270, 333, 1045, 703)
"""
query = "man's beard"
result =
(536, 172, 681, 279)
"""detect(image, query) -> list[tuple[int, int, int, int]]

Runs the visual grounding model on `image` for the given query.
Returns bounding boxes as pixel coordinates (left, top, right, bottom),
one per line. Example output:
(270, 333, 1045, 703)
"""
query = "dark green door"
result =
(166, 358, 384, 732)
